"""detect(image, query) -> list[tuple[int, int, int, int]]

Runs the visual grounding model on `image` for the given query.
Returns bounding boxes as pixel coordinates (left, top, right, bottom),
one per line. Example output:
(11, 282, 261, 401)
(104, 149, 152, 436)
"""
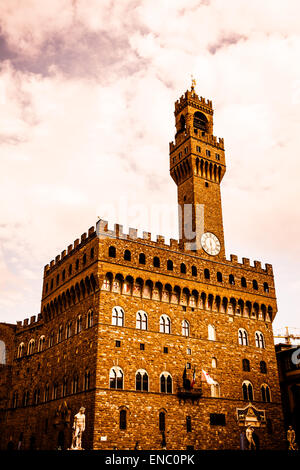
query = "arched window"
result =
(44, 384, 49, 402)
(136, 310, 148, 330)
(75, 259, 79, 270)
(83, 254, 87, 265)
(27, 339, 35, 355)
(211, 382, 220, 398)
(238, 328, 248, 346)
(180, 263, 186, 274)
(180, 114, 186, 131)
(112, 306, 125, 327)
(229, 274, 235, 285)
(62, 378, 68, 397)
(84, 371, 90, 391)
(241, 277, 247, 288)
(167, 260, 173, 271)
(38, 336, 45, 352)
(72, 376, 79, 394)
(49, 331, 54, 347)
(22, 391, 30, 407)
(261, 384, 271, 402)
(193, 111, 208, 132)
(160, 373, 172, 393)
(87, 309, 94, 328)
(12, 391, 18, 408)
(217, 272, 223, 282)
(52, 383, 58, 400)
(264, 282, 269, 293)
(57, 325, 63, 343)
(66, 321, 72, 339)
(242, 359, 250, 372)
(253, 280, 258, 290)
(153, 256, 160, 268)
(208, 324, 216, 341)
(119, 409, 127, 430)
(17, 342, 25, 358)
(191, 265, 197, 276)
(139, 253, 146, 265)
(260, 361, 267, 374)
(242, 380, 254, 401)
(186, 416, 192, 432)
(135, 369, 149, 392)
(90, 247, 94, 259)
(255, 331, 265, 349)
(33, 389, 40, 405)
(159, 411, 166, 431)
(69, 264, 72, 275)
(108, 246, 116, 258)
(76, 315, 82, 334)
(212, 357, 217, 368)
(182, 320, 190, 337)
(204, 269, 210, 280)
(109, 367, 123, 389)
(160, 315, 171, 334)
(124, 250, 131, 261)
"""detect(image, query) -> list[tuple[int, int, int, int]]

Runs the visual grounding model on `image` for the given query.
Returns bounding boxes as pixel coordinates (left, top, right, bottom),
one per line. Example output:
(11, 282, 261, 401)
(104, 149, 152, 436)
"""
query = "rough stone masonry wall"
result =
(91, 244, 285, 450)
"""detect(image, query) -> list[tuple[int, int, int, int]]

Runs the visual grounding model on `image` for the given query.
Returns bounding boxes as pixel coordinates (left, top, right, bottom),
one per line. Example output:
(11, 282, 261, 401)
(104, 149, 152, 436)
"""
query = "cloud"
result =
(0, 0, 299, 332)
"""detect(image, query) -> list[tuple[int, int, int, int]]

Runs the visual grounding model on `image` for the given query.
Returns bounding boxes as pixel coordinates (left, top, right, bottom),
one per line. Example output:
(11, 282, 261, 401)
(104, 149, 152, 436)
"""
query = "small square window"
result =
(196, 146, 201, 153)
(206, 149, 211, 157)
(172, 157, 176, 163)
(115, 340, 121, 348)
(182, 306, 187, 311)
(215, 153, 220, 161)
(187, 348, 191, 355)
(140, 343, 145, 351)
(191, 308, 195, 312)
(186, 362, 191, 369)
(163, 347, 168, 354)
(205, 182, 209, 187)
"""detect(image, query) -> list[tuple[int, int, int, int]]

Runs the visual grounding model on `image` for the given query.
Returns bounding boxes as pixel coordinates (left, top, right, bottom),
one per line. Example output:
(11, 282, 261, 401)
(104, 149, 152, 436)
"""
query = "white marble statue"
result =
(71, 407, 86, 450)
(245, 425, 256, 450)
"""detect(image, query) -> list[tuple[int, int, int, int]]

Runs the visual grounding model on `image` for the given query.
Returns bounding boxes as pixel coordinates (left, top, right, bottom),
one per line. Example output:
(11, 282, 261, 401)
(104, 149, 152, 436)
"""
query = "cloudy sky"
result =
(0, 0, 299, 338)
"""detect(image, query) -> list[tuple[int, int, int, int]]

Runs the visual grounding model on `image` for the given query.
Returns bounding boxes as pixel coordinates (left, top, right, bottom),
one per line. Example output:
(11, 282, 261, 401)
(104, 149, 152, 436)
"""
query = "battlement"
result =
(44, 225, 96, 275)
(169, 129, 224, 153)
(16, 313, 43, 331)
(175, 90, 213, 115)
(96, 219, 273, 275)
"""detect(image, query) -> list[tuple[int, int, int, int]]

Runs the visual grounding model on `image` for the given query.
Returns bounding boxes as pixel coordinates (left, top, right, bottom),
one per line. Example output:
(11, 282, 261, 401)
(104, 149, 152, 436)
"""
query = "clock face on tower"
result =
(201, 232, 221, 256)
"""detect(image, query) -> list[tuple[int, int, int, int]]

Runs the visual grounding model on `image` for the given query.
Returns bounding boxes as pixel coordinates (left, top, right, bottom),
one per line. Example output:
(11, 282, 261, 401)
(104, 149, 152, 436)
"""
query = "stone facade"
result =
(0, 87, 285, 450)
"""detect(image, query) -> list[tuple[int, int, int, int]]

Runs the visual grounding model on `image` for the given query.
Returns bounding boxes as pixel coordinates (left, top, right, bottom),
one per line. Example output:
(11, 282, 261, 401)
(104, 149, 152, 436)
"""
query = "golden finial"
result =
(191, 75, 196, 90)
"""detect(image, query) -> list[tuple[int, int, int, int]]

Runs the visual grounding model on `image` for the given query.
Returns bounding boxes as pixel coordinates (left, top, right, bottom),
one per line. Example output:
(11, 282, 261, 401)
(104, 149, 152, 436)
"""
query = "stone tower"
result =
(169, 84, 226, 259)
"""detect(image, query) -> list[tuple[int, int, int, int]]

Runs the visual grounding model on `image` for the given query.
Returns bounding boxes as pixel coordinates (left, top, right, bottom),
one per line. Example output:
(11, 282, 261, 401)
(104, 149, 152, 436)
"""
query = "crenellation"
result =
(129, 228, 138, 239)
(254, 260, 262, 270)
(81, 232, 87, 242)
(55, 255, 60, 263)
(156, 235, 165, 244)
(265, 263, 273, 275)
(50, 260, 55, 268)
(230, 254, 238, 263)
(23, 318, 28, 326)
(67, 244, 73, 254)
(61, 249, 66, 259)
(143, 231, 151, 241)
(74, 239, 79, 248)
(30, 316, 36, 324)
